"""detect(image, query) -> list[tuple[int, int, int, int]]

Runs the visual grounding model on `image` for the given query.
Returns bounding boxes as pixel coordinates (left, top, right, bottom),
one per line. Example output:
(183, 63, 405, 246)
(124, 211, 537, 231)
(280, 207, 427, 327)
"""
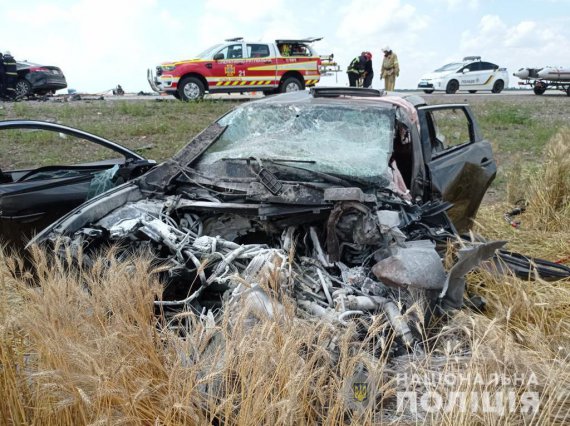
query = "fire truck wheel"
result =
(280, 77, 303, 93)
(178, 77, 205, 101)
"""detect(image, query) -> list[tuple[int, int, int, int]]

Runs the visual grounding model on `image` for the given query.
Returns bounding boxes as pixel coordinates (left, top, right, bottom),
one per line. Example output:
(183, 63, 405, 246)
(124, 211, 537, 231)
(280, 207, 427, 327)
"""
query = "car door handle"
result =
(480, 157, 493, 167)
(205, 63, 212, 69)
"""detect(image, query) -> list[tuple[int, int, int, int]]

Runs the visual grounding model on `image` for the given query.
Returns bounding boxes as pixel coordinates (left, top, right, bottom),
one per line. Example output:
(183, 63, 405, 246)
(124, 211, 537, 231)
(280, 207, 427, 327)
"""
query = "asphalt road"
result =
(4, 88, 568, 104)
(96, 88, 570, 102)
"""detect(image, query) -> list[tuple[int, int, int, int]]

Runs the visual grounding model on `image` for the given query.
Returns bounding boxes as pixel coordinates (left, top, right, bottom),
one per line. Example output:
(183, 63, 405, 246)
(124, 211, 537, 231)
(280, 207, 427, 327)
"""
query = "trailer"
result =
(514, 67, 570, 96)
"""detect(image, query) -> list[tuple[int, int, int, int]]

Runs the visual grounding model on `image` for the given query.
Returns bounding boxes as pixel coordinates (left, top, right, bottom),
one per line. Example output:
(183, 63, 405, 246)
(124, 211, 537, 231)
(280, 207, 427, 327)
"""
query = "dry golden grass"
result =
(0, 130, 569, 425)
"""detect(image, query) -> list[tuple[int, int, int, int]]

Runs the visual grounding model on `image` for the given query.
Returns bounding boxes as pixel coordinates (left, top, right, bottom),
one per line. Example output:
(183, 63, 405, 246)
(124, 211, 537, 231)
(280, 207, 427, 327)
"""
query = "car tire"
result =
(533, 82, 547, 95)
(280, 77, 303, 93)
(468, 90, 477, 94)
(491, 80, 504, 94)
(566, 86, 570, 97)
(178, 77, 205, 101)
(15, 79, 32, 97)
(172, 92, 181, 100)
(445, 80, 459, 94)
(423, 89, 434, 94)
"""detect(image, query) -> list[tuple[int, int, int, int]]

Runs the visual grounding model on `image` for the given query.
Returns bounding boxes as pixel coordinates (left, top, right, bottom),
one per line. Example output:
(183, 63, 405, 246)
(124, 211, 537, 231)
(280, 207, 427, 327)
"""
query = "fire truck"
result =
(147, 37, 332, 100)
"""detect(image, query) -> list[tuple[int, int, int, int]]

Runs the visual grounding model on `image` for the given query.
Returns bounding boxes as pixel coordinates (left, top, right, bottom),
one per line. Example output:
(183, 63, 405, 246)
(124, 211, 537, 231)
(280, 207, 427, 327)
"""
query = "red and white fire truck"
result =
(147, 37, 328, 100)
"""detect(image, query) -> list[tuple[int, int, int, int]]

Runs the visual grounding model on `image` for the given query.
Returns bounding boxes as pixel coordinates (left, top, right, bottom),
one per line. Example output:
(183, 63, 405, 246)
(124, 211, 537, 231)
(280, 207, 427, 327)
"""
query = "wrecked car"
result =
(0, 120, 155, 248)
(31, 87, 504, 353)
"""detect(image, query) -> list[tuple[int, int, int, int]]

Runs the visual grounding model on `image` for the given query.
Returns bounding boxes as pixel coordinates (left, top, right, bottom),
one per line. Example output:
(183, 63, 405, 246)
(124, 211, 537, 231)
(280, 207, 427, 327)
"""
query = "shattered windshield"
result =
(197, 103, 395, 183)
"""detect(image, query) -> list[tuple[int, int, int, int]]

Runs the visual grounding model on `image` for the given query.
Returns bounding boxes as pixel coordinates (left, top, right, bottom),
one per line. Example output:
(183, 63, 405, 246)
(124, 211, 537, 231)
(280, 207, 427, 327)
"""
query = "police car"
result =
(418, 56, 509, 94)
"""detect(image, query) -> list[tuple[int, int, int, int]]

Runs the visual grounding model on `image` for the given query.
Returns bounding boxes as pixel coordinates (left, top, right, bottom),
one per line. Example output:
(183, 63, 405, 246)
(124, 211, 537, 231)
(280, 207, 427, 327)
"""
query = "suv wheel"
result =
(445, 80, 459, 94)
(280, 77, 303, 93)
(178, 77, 205, 101)
(491, 80, 504, 94)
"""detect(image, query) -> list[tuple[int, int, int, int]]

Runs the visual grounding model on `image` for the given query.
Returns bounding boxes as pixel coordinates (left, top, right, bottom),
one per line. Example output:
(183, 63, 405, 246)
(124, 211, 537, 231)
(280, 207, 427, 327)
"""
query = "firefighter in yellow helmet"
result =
(380, 46, 399, 92)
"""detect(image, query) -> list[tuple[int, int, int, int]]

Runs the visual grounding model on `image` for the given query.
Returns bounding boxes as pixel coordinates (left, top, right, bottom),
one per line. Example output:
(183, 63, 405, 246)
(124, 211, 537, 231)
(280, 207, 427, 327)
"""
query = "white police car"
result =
(418, 56, 509, 94)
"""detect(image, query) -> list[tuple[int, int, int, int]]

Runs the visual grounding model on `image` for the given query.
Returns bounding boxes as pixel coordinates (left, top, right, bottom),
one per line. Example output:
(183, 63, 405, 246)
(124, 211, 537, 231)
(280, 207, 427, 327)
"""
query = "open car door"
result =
(0, 120, 155, 249)
(417, 104, 496, 233)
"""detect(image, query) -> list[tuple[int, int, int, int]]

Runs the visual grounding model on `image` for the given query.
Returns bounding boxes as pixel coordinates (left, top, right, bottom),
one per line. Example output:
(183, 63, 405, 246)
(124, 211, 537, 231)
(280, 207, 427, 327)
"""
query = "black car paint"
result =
(16, 61, 67, 96)
(0, 120, 155, 248)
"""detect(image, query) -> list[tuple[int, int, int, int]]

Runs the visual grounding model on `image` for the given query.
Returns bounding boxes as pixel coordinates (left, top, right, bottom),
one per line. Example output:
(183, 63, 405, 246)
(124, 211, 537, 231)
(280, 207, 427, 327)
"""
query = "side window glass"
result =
(428, 108, 472, 152)
(216, 44, 243, 60)
(468, 62, 481, 72)
(1, 128, 121, 172)
(247, 44, 270, 58)
(480, 62, 497, 71)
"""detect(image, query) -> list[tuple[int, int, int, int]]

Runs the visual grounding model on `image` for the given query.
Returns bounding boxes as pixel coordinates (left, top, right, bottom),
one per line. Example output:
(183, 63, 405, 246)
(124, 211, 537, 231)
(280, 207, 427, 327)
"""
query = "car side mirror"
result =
(213, 53, 224, 60)
(462, 68, 469, 74)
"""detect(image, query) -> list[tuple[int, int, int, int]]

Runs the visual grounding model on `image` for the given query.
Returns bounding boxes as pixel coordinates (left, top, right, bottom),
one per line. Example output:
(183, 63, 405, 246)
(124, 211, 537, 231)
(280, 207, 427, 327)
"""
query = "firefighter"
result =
(380, 46, 399, 92)
(362, 51, 373, 88)
(347, 53, 367, 87)
(2, 51, 18, 99)
(0, 52, 5, 99)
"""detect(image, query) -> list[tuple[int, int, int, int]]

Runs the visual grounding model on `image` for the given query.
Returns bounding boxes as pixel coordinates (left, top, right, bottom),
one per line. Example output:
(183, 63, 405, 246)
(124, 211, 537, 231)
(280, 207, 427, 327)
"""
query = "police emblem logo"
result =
(225, 64, 236, 77)
(352, 382, 369, 403)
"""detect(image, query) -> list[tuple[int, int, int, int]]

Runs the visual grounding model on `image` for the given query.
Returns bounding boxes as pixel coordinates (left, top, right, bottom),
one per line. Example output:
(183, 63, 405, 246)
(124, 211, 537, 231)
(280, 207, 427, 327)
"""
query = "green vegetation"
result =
(0, 99, 241, 169)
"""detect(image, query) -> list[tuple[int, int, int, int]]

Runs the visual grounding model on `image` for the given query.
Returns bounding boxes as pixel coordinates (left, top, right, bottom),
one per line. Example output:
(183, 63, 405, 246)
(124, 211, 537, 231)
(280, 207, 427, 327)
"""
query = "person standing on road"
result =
(381, 46, 399, 92)
(2, 51, 18, 99)
(362, 51, 374, 88)
(347, 53, 367, 87)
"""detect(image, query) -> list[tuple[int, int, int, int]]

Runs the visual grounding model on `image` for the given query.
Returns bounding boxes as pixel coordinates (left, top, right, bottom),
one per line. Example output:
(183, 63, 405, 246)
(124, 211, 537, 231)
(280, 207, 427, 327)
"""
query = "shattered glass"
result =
(86, 164, 119, 199)
(198, 103, 394, 181)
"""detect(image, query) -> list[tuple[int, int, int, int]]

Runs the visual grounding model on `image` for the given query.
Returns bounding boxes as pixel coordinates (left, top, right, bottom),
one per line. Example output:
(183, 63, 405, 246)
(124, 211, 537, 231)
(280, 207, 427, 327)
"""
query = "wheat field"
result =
(1, 123, 569, 424)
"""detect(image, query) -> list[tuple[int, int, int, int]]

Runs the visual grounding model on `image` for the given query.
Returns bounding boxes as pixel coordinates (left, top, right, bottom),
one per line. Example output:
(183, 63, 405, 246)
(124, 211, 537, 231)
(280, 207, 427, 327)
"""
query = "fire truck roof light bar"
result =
(275, 37, 323, 44)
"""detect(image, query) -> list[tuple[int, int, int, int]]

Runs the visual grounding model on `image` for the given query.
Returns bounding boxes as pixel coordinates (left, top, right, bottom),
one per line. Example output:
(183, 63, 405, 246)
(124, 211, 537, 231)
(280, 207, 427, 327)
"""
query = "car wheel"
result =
(280, 77, 303, 93)
(15, 79, 32, 97)
(172, 92, 181, 100)
(491, 80, 504, 94)
(566, 86, 570, 97)
(533, 82, 547, 95)
(178, 77, 205, 101)
(445, 80, 459, 94)
(468, 90, 477, 94)
(423, 89, 434, 94)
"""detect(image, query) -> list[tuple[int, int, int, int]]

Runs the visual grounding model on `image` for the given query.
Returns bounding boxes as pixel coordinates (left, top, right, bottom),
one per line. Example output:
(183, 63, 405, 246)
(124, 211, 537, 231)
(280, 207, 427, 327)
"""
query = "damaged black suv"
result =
(31, 88, 501, 350)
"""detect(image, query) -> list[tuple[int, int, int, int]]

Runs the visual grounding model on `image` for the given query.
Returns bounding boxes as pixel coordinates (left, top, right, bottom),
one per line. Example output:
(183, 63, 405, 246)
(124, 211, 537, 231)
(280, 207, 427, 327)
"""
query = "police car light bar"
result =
(463, 56, 481, 61)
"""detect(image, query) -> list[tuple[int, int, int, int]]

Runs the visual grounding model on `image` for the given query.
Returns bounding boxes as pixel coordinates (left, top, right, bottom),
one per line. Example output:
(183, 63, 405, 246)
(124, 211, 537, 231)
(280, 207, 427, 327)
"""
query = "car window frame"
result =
(215, 43, 244, 60)
(417, 104, 479, 161)
(246, 43, 271, 58)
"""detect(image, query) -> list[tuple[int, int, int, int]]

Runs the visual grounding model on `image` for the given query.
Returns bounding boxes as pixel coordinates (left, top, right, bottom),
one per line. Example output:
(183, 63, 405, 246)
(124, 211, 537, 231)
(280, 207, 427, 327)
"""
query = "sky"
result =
(1, 0, 569, 93)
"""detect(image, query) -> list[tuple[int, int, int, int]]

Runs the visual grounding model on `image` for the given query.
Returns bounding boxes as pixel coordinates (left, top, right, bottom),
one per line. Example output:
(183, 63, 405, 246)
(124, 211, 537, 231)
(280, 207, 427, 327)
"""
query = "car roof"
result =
(248, 89, 426, 110)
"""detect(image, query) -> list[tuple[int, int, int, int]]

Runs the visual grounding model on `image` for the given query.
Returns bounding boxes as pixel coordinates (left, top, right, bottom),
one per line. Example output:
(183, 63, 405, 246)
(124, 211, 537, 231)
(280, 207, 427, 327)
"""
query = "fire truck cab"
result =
(148, 37, 324, 100)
